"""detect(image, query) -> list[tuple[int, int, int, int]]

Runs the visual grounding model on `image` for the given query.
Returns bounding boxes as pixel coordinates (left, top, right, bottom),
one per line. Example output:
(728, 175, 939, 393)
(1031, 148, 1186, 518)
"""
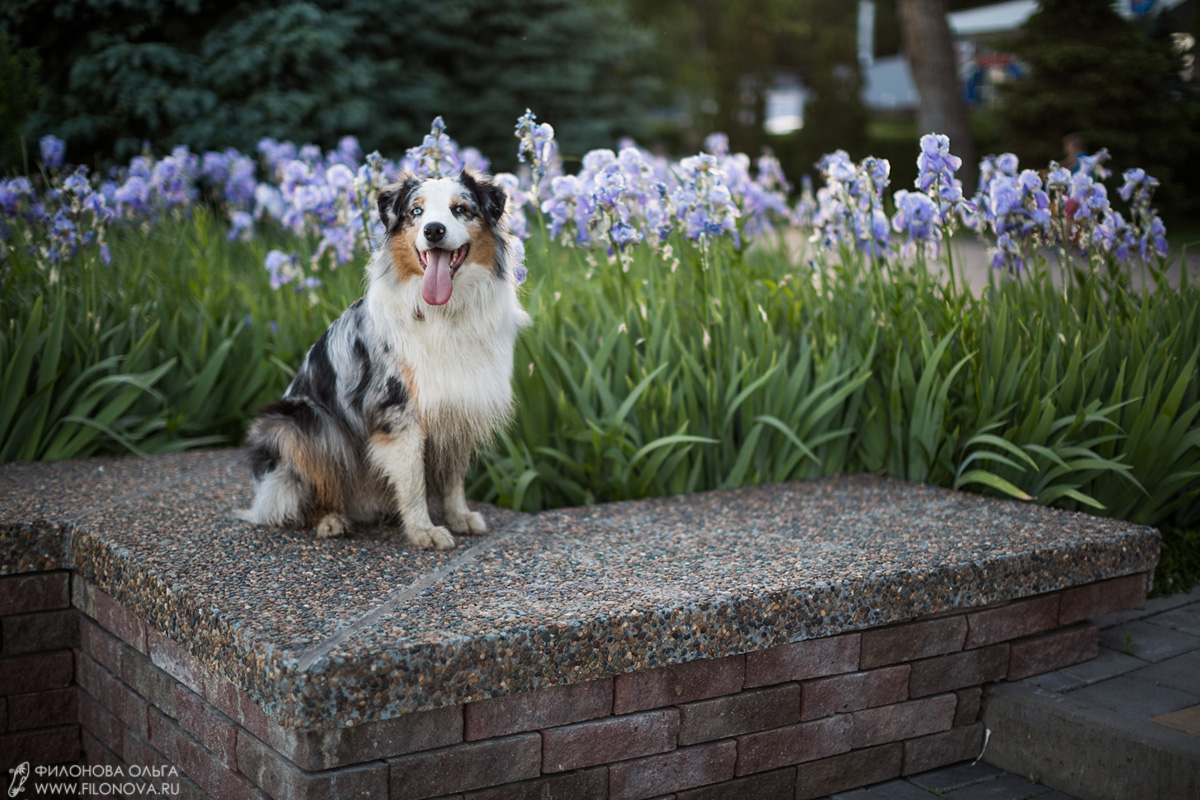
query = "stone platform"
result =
(0, 449, 1160, 799)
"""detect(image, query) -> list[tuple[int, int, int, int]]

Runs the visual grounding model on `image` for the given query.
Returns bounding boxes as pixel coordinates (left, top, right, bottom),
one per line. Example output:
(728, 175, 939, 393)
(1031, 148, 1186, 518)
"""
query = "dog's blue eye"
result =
(454, 205, 468, 216)
(411, 207, 422, 217)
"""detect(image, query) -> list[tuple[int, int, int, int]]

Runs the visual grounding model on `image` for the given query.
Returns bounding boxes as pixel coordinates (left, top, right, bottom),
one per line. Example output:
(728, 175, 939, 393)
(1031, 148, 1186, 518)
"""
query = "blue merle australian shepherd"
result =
(239, 170, 530, 550)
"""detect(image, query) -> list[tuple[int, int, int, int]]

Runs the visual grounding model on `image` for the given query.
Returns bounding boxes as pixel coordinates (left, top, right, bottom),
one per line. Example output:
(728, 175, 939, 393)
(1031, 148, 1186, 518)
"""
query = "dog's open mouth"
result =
(417, 245, 469, 306)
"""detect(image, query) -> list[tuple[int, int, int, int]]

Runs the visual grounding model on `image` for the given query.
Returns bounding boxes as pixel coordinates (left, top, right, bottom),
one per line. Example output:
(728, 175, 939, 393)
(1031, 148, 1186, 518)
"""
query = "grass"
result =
(2, 210, 1198, 592)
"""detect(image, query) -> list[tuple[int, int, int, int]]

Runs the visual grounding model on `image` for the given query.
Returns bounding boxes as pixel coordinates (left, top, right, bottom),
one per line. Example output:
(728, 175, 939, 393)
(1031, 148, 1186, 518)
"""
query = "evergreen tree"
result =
(997, 0, 1199, 218)
(0, 0, 654, 170)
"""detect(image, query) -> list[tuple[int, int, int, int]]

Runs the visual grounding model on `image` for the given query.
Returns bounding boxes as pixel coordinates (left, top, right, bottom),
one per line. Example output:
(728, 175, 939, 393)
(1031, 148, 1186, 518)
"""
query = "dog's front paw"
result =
(316, 513, 350, 538)
(448, 510, 488, 536)
(407, 525, 456, 551)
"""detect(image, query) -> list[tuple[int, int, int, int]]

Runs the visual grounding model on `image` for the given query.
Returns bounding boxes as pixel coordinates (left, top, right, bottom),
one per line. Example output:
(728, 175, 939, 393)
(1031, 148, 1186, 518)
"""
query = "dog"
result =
(239, 169, 530, 550)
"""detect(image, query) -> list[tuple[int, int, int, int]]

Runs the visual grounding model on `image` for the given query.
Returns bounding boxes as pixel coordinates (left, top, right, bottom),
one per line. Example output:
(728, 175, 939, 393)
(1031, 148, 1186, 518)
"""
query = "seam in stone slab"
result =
(294, 522, 527, 673)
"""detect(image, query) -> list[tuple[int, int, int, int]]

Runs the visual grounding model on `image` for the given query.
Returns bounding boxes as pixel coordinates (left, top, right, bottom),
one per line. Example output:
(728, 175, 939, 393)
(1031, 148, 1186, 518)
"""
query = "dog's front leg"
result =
(442, 449, 488, 536)
(369, 427, 456, 551)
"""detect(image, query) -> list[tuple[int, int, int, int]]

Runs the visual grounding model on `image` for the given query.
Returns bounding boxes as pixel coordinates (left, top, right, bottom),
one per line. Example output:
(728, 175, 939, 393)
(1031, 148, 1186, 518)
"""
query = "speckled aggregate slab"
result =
(0, 450, 1159, 727)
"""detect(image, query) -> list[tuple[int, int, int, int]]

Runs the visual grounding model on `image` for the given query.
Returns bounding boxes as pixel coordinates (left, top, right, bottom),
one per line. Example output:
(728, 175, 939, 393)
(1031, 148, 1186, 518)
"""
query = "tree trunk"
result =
(897, 0, 978, 191)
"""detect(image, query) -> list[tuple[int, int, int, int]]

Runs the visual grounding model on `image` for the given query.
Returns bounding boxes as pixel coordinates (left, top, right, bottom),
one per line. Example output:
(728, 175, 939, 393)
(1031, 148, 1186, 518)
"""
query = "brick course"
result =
(744, 633, 860, 687)
(800, 664, 910, 720)
(0, 572, 70, 615)
(465, 679, 611, 740)
(677, 683, 800, 745)
(861, 615, 967, 668)
(0, 571, 1156, 799)
(614, 654, 745, 714)
(542, 708, 679, 772)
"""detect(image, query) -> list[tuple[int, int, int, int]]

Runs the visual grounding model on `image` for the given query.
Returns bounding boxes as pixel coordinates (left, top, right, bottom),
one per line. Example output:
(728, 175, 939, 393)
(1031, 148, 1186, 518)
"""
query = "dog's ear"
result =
(377, 173, 420, 231)
(460, 169, 507, 227)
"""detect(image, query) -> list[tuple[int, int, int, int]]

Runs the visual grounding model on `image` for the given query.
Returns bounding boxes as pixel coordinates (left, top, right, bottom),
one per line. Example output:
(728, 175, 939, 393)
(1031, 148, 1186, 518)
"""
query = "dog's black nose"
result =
(424, 222, 446, 243)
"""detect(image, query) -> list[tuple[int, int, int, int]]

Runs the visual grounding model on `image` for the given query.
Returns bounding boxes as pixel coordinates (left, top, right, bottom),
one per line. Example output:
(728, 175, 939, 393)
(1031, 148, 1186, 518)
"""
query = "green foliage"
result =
(0, 0, 653, 171)
(0, 32, 40, 171)
(995, 0, 1200, 221)
(2, 211, 1197, 588)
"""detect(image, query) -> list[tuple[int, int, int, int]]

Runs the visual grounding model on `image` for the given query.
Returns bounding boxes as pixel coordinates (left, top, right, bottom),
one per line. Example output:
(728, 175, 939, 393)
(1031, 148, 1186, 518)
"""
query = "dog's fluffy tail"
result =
(241, 398, 358, 527)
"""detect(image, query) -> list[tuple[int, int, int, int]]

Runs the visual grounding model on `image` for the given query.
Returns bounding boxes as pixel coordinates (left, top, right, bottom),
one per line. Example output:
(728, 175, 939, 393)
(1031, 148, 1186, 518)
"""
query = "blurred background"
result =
(2, 0, 1197, 221)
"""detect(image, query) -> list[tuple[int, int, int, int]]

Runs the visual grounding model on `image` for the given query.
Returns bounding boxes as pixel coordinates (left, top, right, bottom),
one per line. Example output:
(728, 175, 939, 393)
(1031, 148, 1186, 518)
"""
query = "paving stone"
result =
(1025, 671, 1085, 693)
(1058, 647, 1147, 685)
(1091, 593, 1190, 629)
(1098, 620, 1200, 663)
(1128, 651, 1200, 694)
(1148, 604, 1200, 637)
(860, 779, 945, 799)
(943, 772, 1054, 798)
(1067, 675, 1199, 719)
(907, 760, 1004, 791)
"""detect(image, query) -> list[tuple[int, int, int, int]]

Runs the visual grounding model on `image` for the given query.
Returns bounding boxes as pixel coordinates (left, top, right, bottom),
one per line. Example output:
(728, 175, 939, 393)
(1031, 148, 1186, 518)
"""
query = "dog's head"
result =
(376, 170, 509, 306)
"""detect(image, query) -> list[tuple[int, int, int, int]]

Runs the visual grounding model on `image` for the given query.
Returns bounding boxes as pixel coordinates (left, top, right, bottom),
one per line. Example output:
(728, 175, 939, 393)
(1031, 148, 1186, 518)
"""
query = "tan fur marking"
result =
(400, 361, 420, 409)
(391, 227, 424, 282)
(466, 222, 498, 276)
(280, 434, 343, 511)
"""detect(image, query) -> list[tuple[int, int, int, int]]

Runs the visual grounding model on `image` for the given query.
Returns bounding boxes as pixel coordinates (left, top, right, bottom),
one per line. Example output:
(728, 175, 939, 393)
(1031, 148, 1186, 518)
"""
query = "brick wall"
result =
(0, 571, 80, 773)
(0, 570, 1148, 799)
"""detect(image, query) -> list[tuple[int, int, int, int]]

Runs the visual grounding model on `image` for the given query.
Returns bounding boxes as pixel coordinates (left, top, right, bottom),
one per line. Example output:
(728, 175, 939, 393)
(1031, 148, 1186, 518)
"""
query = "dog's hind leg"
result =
(368, 426, 456, 551)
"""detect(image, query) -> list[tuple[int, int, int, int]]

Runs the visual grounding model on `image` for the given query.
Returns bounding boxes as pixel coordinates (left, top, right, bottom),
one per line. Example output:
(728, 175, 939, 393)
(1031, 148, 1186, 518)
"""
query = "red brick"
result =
(861, 616, 966, 669)
(94, 589, 147, 652)
(0, 572, 69, 615)
(76, 651, 150, 738)
(676, 767, 796, 800)
(236, 728, 386, 800)
(794, 742, 904, 800)
(0, 650, 73, 695)
(735, 714, 853, 775)
(801, 665, 910, 720)
(1008, 623, 1099, 680)
(79, 691, 124, 756)
(744, 634, 860, 688)
(1059, 574, 1147, 625)
(389, 734, 542, 798)
(0, 725, 80, 770)
(465, 679, 611, 740)
(203, 674, 270, 740)
(6, 687, 77, 730)
(615, 655, 745, 714)
(120, 647, 177, 717)
(965, 595, 1060, 648)
(72, 578, 96, 618)
(147, 626, 204, 695)
(902, 722, 985, 775)
(153, 709, 266, 800)
(543, 708, 679, 772)
(953, 687, 982, 727)
(80, 616, 125, 674)
(262, 703, 463, 770)
(465, 767, 608, 800)
(1, 609, 80, 655)
(677, 683, 800, 745)
(122, 726, 172, 774)
(851, 694, 956, 749)
(609, 740, 737, 800)
(908, 644, 1009, 697)
(174, 684, 236, 767)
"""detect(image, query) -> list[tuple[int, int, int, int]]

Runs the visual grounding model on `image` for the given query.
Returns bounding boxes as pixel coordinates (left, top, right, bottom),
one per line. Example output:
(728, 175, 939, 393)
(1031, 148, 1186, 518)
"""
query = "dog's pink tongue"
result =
(421, 249, 453, 306)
